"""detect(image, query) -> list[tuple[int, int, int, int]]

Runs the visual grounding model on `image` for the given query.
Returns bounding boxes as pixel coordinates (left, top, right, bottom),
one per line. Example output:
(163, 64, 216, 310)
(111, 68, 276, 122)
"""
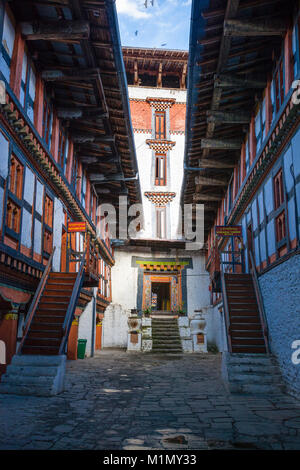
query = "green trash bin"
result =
(77, 339, 87, 359)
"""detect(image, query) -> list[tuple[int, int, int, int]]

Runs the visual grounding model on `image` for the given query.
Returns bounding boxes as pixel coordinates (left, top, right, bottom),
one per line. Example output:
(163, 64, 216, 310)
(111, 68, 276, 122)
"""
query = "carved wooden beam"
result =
(57, 107, 108, 119)
(207, 110, 251, 124)
(72, 134, 115, 144)
(41, 68, 99, 81)
(193, 194, 223, 202)
(199, 158, 236, 169)
(201, 138, 242, 149)
(181, 63, 187, 89)
(214, 73, 266, 89)
(134, 60, 139, 86)
(21, 20, 90, 41)
(195, 175, 228, 186)
(224, 18, 287, 37)
(157, 62, 163, 88)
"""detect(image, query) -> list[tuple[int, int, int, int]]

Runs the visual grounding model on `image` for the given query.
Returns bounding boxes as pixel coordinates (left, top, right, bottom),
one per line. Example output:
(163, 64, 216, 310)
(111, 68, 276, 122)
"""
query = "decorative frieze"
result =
(145, 139, 176, 152)
(144, 191, 176, 206)
(146, 97, 175, 111)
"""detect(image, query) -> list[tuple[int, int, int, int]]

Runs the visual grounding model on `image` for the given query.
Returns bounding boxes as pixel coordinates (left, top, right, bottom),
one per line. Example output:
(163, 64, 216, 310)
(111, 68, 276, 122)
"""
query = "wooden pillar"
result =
(66, 140, 74, 183)
(284, 28, 293, 94)
(95, 317, 102, 350)
(265, 80, 272, 134)
(233, 166, 237, 200)
(86, 177, 91, 215)
(76, 161, 82, 199)
(10, 26, 24, 99)
(249, 116, 256, 165)
(67, 318, 78, 360)
(50, 112, 59, 161)
(0, 312, 18, 378)
(34, 75, 44, 136)
(240, 143, 246, 182)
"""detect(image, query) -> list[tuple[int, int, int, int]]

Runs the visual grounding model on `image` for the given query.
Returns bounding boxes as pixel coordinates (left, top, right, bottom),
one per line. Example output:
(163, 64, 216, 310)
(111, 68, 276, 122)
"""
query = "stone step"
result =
(227, 372, 282, 384)
(152, 342, 182, 346)
(11, 354, 66, 366)
(5, 364, 59, 377)
(0, 383, 57, 397)
(228, 382, 285, 395)
(151, 348, 183, 354)
(0, 354, 66, 396)
(1, 373, 55, 386)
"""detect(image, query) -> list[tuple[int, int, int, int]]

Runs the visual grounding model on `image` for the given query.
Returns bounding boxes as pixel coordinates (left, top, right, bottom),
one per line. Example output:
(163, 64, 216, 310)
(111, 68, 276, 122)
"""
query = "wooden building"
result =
(0, 0, 141, 377)
(183, 0, 300, 395)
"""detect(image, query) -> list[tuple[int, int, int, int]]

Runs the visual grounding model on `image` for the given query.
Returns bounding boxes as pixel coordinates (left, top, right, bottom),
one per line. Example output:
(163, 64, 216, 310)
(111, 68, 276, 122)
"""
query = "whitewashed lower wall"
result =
(102, 248, 223, 350)
(78, 297, 95, 357)
(102, 303, 129, 348)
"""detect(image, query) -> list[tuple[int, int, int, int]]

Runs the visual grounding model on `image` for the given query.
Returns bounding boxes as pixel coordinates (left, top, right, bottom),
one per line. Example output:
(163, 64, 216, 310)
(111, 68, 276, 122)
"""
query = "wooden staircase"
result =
(21, 273, 77, 355)
(223, 273, 268, 354)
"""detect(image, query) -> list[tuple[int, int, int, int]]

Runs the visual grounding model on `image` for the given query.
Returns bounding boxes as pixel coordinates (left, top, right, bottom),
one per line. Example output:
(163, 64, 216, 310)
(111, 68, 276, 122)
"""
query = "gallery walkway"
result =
(0, 351, 300, 450)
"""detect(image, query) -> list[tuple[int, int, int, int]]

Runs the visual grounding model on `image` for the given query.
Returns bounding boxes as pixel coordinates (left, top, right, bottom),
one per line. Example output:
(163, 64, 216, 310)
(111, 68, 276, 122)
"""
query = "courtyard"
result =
(0, 351, 300, 451)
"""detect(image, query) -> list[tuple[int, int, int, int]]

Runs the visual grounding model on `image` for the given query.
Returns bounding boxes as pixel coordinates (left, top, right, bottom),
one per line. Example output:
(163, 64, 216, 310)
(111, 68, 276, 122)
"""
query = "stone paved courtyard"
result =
(1, 351, 300, 450)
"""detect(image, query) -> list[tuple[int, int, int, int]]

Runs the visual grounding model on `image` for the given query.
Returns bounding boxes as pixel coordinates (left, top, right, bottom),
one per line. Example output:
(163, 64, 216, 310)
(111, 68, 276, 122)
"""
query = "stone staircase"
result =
(222, 352, 286, 394)
(0, 354, 66, 396)
(151, 318, 182, 354)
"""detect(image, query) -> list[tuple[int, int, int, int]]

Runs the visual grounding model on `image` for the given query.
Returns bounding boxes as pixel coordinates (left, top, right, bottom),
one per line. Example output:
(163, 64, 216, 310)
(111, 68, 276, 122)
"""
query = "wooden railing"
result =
(17, 247, 56, 355)
(249, 250, 270, 354)
(59, 249, 86, 355)
(85, 233, 99, 281)
(220, 262, 232, 353)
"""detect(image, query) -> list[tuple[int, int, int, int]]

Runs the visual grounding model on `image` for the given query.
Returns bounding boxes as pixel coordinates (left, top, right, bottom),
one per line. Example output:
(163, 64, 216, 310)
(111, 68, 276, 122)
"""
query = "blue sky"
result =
(116, 0, 191, 51)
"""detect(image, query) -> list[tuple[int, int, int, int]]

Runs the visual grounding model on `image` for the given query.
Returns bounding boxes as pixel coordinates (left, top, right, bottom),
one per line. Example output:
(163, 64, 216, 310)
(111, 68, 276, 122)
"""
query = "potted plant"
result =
(176, 302, 186, 316)
(143, 306, 152, 317)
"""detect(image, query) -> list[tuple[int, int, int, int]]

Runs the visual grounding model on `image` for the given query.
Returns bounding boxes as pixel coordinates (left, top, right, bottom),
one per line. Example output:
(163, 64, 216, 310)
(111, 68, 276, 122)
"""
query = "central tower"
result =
(123, 47, 188, 240)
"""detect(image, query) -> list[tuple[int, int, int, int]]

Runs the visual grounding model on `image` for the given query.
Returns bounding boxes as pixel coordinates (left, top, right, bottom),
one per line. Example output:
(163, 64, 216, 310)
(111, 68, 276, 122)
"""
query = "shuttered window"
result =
(155, 153, 167, 186)
(155, 111, 166, 139)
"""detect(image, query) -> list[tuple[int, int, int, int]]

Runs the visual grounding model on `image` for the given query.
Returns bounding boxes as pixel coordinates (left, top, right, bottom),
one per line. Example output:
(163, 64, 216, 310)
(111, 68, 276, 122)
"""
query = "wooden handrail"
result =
(59, 248, 86, 355)
(220, 259, 232, 353)
(17, 247, 56, 355)
(249, 251, 270, 354)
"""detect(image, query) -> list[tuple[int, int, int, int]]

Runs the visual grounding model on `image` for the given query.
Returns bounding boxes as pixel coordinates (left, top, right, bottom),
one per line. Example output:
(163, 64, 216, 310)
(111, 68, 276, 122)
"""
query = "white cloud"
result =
(116, 0, 151, 19)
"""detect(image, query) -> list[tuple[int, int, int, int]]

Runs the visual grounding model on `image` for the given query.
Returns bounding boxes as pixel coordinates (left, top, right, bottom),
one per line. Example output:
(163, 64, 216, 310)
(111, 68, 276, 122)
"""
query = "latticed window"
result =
(9, 155, 23, 198)
(274, 169, 284, 209)
(155, 111, 166, 139)
(275, 211, 286, 242)
(155, 153, 167, 186)
(6, 199, 21, 233)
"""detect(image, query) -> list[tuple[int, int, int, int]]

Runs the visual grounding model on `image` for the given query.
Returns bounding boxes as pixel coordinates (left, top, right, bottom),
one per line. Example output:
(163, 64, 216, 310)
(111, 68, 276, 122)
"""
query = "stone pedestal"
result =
(178, 316, 193, 353)
(190, 311, 207, 353)
(141, 317, 152, 352)
(127, 316, 142, 352)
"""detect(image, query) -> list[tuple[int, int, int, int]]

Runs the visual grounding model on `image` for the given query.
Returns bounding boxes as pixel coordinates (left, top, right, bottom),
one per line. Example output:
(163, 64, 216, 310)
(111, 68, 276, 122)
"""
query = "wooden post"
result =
(50, 112, 59, 161)
(10, 26, 24, 99)
(284, 28, 293, 94)
(249, 116, 256, 165)
(34, 75, 44, 136)
(265, 80, 273, 135)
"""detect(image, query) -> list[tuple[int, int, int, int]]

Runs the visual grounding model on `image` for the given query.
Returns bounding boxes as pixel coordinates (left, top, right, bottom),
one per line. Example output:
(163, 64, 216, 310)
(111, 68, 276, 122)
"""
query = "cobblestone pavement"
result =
(1, 351, 300, 450)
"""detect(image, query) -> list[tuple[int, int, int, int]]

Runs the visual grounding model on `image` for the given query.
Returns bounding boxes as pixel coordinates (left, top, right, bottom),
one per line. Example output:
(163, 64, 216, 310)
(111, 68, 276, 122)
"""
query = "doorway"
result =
(151, 282, 171, 311)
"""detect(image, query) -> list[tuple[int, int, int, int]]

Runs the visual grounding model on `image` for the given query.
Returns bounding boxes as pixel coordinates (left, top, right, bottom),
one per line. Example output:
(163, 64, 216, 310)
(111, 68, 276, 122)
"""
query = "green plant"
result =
(143, 306, 152, 316)
(176, 301, 186, 315)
